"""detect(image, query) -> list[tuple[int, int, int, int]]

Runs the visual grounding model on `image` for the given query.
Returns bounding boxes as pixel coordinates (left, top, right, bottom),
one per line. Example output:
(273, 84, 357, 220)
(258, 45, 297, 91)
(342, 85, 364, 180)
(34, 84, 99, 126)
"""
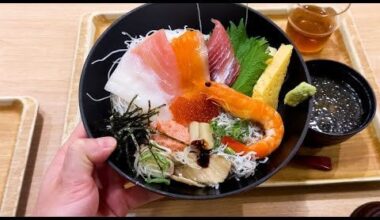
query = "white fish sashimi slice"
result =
(104, 52, 172, 120)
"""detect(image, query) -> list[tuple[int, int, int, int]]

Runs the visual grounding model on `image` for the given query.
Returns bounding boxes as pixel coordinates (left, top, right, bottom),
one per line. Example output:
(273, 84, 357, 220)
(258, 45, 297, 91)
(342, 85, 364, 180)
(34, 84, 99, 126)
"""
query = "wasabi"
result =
(284, 82, 316, 107)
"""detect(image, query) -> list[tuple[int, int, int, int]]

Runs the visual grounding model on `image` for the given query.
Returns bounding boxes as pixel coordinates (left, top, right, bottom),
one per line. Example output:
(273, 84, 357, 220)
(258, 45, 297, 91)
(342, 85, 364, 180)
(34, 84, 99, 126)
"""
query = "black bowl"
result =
(79, 3, 312, 199)
(304, 59, 377, 147)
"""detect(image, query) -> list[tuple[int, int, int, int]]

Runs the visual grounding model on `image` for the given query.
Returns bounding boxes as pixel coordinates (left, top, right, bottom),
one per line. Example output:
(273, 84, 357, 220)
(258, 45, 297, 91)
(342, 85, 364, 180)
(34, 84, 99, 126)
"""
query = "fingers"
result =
(61, 122, 88, 153)
(98, 165, 130, 216)
(48, 122, 88, 169)
(61, 137, 117, 185)
(70, 122, 88, 140)
(98, 165, 163, 216)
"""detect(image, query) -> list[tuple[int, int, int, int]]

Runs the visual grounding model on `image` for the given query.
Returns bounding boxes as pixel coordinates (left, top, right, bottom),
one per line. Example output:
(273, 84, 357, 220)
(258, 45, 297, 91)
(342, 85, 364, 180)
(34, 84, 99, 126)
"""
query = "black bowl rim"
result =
(79, 3, 312, 199)
(306, 59, 377, 137)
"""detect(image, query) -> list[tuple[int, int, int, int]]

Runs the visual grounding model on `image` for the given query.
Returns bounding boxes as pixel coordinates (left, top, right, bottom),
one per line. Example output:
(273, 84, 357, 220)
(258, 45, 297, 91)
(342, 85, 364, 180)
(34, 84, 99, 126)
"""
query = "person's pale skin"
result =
(32, 122, 162, 216)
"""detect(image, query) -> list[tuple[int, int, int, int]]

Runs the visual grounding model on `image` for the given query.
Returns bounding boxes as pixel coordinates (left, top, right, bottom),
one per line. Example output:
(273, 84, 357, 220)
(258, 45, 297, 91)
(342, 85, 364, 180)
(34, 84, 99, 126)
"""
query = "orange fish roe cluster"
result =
(169, 93, 220, 126)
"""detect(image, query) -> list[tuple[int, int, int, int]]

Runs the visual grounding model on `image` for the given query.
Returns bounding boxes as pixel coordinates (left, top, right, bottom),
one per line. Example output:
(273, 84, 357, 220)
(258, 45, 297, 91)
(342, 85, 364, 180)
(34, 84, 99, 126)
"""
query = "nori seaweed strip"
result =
(105, 95, 165, 175)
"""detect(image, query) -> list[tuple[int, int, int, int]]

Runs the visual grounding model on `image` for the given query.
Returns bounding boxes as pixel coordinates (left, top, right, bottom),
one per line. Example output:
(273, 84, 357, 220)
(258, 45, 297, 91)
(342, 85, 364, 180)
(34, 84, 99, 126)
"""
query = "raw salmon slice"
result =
(151, 120, 190, 152)
(170, 30, 210, 93)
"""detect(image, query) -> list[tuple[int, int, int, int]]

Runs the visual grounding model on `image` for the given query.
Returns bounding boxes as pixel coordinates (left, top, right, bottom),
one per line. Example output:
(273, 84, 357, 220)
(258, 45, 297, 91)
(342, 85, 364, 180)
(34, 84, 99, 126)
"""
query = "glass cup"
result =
(285, 3, 351, 54)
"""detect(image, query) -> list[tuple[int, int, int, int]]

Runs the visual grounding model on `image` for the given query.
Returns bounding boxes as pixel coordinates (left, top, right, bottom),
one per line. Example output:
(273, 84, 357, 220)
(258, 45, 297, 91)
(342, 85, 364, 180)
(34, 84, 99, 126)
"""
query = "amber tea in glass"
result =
(286, 4, 350, 54)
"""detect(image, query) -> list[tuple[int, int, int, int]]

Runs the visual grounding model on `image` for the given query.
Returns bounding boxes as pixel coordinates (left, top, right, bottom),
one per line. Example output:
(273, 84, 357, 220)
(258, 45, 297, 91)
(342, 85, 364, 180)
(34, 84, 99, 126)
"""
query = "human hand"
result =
(32, 122, 162, 216)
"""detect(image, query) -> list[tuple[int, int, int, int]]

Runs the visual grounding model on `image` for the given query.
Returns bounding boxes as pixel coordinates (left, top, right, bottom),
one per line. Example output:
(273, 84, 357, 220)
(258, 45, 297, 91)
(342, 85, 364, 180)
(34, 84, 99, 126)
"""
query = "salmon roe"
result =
(169, 93, 220, 126)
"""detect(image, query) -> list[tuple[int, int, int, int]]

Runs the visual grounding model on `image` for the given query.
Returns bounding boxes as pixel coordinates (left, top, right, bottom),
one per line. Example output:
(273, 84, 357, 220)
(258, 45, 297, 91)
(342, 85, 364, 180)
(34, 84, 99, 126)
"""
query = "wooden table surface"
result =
(1, 3, 380, 217)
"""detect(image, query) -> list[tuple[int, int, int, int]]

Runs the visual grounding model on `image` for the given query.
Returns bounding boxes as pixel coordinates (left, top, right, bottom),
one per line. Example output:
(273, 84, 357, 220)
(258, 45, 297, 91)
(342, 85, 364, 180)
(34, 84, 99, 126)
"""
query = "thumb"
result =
(61, 137, 117, 184)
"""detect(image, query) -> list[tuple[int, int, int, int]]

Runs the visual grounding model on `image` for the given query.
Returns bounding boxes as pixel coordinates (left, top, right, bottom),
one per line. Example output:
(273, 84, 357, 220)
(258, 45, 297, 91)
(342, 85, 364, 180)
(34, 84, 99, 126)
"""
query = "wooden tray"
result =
(62, 5, 380, 187)
(0, 97, 38, 216)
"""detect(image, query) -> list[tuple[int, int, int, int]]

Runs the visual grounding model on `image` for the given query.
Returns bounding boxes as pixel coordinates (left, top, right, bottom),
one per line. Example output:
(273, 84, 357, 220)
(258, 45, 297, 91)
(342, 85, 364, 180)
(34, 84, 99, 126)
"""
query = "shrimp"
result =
(202, 81, 284, 158)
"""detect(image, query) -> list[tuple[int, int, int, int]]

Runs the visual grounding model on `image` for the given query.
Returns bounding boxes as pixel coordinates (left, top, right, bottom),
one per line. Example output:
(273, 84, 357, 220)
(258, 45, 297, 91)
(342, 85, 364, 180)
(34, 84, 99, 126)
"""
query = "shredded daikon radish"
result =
(91, 49, 128, 65)
(86, 93, 111, 102)
(245, 3, 249, 27)
(196, 3, 202, 33)
(165, 29, 188, 42)
(121, 31, 134, 39)
(211, 112, 268, 179)
(171, 146, 201, 169)
(211, 112, 264, 145)
(267, 46, 278, 56)
(134, 141, 174, 183)
(213, 144, 266, 180)
(243, 124, 264, 145)
(91, 28, 188, 66)
(107, 58, 121, 79)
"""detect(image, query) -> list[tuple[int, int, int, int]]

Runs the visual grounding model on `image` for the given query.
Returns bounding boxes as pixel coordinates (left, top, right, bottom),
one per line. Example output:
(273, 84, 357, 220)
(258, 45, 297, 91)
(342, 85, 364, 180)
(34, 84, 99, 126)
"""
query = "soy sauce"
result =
(310, 76, 364, 134)
(191, 140, 211, 168)
(197, 149, 210, 168)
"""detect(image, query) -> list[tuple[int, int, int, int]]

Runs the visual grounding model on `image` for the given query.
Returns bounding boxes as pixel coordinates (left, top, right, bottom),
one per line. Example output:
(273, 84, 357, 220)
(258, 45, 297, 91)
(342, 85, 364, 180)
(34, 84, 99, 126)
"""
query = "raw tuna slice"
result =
(131, 29, 182, 96)
(207, 19, 240, 86)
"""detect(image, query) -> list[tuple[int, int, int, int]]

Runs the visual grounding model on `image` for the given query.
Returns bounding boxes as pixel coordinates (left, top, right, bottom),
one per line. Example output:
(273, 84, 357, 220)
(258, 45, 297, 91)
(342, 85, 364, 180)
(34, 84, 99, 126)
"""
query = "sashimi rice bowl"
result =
(79, 3, 312, 198)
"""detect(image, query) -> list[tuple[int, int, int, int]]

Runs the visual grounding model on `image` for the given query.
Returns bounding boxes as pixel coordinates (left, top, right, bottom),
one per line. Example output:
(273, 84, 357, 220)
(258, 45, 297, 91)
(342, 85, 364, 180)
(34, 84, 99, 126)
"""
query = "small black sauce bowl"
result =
(303, 59, 377, 147)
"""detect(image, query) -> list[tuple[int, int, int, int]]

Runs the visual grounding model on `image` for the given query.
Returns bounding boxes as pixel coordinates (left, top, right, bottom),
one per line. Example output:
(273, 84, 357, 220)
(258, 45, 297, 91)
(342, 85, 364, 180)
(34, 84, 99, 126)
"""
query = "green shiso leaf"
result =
(227, 19, 271, 96)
